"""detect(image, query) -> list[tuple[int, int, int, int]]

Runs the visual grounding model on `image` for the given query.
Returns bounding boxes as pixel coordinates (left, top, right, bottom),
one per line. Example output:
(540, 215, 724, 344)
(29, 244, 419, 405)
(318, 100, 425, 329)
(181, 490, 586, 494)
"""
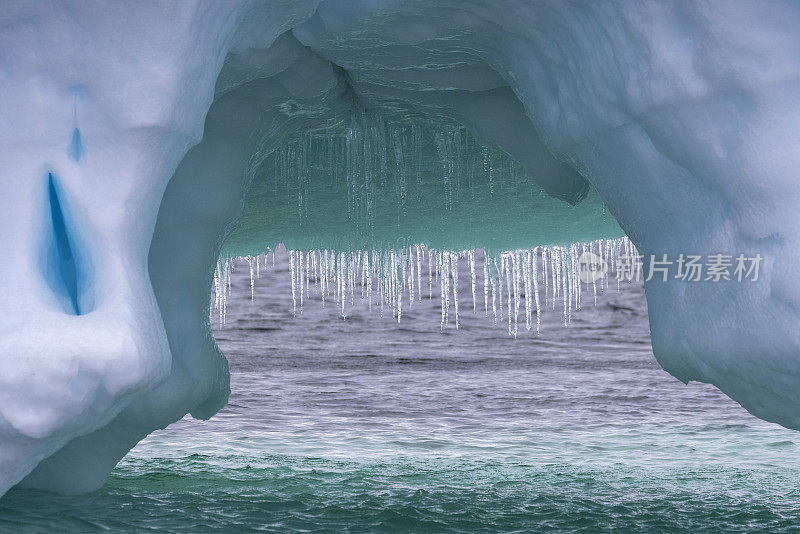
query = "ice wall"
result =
(1, 0, 799, 496)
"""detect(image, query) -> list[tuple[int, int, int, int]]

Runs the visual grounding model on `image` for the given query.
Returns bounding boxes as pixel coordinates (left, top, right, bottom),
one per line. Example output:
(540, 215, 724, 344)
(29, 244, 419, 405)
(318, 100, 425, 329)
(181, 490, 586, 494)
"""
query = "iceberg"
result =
(1, 0, 799, 496)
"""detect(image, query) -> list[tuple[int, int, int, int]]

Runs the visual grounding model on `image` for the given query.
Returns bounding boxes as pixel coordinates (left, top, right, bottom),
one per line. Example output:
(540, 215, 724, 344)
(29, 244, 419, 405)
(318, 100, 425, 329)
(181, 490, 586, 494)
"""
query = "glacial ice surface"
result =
(1, 0, 800, 497)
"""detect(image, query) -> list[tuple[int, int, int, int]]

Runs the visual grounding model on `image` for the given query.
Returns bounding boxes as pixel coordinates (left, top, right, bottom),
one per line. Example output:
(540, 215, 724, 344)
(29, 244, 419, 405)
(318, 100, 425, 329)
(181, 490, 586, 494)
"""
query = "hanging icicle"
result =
(211, 238, 638, 336)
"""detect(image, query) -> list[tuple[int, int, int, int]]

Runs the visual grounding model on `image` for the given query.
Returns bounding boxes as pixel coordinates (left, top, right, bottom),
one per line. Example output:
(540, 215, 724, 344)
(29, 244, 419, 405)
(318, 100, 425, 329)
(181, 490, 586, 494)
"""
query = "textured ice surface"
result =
(223, 109, 622, 255)
(1, 0, 800, 496)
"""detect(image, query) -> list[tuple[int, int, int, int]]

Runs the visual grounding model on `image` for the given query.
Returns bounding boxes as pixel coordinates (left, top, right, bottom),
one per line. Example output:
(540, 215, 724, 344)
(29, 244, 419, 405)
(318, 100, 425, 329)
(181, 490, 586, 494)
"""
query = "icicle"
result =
(321, 250, 327, 307)
(214, 238, 632, 335)
(561, 250, 568, 327)
(415, 245, 422, 304)
(397, 251, 403, 323)
(312, 250, 319, 295)
(505, 254, 513, 336)
(469, 250, 476, 312)
(452, 252, 459, 330)
(440, 252, 447, 330)
(245, 256, 255, 302)
(483, 251, 489, 317)
(299, 250, 304, 314)
(512, 252, 520, 335)
(340, 251, 346, 318)
(428, 248, 434, 300)
(543, 247, 549, 307)
(523, 250, 532, 332)
(497, 257, 504, 324)
(408, 246, 414, 307)
(306, 250, 311, 303)
(532, 248, 541, 335)
(489, 257, 497, 324)
(289, 251, 297, 317)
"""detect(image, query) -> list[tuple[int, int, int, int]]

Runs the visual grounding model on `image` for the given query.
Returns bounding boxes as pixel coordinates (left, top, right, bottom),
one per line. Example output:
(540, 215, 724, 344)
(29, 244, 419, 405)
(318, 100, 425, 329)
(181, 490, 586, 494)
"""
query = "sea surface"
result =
(2, 252, 800, 532)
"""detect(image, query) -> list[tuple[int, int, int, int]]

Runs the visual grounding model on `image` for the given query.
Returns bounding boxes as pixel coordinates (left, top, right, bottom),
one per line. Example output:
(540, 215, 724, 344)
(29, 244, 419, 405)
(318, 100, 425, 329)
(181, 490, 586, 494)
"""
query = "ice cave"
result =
(1, 0, 799, 499)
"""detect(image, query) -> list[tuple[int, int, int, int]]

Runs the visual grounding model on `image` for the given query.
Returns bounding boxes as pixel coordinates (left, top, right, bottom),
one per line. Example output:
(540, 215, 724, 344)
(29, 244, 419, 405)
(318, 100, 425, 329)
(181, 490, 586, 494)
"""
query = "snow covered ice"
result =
(1, 0, 800, 497)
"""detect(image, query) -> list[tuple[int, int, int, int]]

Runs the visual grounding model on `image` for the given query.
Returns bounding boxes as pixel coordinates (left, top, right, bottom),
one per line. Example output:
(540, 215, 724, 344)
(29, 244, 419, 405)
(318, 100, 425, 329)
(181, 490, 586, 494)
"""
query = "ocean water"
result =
(2, 252, 800, 532)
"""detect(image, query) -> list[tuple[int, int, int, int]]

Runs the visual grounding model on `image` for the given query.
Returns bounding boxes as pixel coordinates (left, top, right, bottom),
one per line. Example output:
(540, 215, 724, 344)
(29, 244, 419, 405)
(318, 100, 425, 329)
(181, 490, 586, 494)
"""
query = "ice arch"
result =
(1, 0, 799, 496)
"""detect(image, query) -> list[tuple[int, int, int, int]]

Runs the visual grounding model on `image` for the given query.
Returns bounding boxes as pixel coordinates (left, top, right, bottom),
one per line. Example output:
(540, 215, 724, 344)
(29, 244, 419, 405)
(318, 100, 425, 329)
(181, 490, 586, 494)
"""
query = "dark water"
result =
(2, 253, 800, 532)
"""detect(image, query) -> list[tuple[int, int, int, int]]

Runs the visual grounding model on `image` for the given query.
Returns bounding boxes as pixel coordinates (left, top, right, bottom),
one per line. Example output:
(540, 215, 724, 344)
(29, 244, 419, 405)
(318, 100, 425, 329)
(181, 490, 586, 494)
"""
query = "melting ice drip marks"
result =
(266, 111, 527, 232)
(212, 237, 639, 336)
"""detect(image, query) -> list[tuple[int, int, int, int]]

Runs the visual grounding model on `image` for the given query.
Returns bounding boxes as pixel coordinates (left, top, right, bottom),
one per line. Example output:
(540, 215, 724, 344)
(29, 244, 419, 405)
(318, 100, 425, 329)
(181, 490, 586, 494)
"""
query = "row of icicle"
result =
(266, 112, 528, 229)
(212, 237, 639, 336)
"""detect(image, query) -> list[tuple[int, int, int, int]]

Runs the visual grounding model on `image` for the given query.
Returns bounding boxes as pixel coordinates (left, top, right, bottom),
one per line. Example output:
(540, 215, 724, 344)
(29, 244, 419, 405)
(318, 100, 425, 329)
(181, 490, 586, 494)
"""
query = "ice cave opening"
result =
(205, 101, 634, 334)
